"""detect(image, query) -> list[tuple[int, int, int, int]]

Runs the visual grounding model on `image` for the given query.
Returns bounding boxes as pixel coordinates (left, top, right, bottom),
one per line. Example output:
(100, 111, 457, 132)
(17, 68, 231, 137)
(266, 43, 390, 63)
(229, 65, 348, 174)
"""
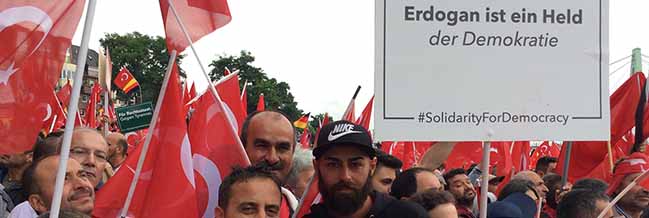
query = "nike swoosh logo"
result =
(328, 130, 362, 141)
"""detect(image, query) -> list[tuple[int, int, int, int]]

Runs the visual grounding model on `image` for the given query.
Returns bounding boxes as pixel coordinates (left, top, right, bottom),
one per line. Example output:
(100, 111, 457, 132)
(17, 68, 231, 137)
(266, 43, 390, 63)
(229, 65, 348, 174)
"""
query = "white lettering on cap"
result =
(328, 123, 361, 141)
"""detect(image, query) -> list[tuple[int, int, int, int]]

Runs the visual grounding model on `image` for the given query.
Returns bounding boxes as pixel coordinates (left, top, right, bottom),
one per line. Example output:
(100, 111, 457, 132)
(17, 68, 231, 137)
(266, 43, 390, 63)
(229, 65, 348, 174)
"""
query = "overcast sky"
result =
(72, 0, 649, 120)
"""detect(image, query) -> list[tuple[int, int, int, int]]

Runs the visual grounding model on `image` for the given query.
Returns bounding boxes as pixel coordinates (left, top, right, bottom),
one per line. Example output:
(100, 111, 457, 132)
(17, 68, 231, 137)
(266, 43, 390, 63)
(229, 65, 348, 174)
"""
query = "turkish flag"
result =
(188, 83, 250, 217)
(355, 96, 374, 130)
(0, 0, 85, 154)
(42, 89, 67, 134)
(528, 141, 561, 169)
(114, 67, 140, 94)
(94, 63, 199, 218)
(313, 113, 329, 147)
(299, 129, 311, 148)
(214, 73, 245, 132)
(159, 0, 231, 52)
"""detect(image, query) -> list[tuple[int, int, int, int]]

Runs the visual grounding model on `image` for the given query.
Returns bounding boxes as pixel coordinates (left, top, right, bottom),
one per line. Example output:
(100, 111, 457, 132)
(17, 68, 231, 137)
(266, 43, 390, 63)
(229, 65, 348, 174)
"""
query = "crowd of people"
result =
(1, 111, 649, 218)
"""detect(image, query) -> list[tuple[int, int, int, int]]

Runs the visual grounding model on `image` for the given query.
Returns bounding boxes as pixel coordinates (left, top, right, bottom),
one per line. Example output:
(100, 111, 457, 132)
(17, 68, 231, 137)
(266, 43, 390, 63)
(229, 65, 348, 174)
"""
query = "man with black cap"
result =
(304, 120, 428, 218)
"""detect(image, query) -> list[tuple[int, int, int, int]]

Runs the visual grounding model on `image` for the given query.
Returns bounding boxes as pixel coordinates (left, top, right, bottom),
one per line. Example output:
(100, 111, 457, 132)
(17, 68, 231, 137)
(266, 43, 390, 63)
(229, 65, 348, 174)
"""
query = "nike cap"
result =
(313, 120, 374, 159)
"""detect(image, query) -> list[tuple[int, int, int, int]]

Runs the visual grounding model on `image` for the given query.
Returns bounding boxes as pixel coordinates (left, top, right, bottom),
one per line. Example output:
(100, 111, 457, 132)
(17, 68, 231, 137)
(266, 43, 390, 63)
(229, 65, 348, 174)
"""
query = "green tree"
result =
(99, 32, 185, 105)
(209, 51, 303, 120)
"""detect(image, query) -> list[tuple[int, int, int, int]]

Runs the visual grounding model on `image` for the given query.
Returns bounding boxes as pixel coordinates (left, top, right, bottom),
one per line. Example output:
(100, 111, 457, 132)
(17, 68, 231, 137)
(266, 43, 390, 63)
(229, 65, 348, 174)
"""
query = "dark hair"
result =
(543, 173, 563, 209)
(557, 189, 609, 218)
(535, 156, 558, 173)
(390, 167, 434, 199)
(498, 179, 538, 200)
(572, 178, 609, 194)
(218, 165, 282, 209)
(240, 111, 296, 147)
(376, 150, 403, 170)
(116, 138, 128, 156)
(409, 189, 456, 211)
(443, 168, 467, 190)
(34, 134, 62, 162)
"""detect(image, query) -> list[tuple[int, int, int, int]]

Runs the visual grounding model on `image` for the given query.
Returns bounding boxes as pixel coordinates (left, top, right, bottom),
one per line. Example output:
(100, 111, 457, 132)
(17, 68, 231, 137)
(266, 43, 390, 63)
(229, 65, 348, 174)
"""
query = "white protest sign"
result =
(375, 0, 609, 141)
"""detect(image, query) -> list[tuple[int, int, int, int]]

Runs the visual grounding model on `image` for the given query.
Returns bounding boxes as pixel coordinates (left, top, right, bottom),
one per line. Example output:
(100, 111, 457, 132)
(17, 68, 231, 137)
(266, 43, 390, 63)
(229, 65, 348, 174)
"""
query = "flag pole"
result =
(119, 50, 177, 217)
(560, 142, 573, 186)
(479, 141, 491, 218)
(607, 141, 614, 173)
(49, 0, 97, 217)
(166, 0, 250, 165)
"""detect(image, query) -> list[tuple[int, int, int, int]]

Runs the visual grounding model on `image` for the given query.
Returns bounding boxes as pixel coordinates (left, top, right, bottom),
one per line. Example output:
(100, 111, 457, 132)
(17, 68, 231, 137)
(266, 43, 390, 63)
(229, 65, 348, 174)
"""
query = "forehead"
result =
(320, 145, 369, 160)
(374, 166, 397, 178)
(248, 113, 294, 138)
(72, 130, 108, 151)
(36, 157, 81, 179)
(228, 178, 281, 205)
(449, 174, 469, 183)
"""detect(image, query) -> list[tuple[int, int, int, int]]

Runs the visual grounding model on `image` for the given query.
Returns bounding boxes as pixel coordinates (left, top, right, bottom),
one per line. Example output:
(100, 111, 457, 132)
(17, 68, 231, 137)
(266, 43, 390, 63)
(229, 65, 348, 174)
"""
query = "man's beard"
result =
(318, 171, 372, 216)
(456, 190, 476, 207)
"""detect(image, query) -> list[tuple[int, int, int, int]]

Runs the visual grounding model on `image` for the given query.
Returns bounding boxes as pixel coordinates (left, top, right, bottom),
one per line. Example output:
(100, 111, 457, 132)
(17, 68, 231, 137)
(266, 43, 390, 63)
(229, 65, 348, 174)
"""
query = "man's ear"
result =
(28, 194, 48, 214)
(214, 207, 225, 218)
(370, 157, 378, 172)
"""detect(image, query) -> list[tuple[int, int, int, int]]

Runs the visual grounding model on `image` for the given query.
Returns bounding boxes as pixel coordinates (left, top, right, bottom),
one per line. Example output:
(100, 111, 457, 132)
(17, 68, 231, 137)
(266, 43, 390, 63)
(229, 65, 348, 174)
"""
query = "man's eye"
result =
(326, 162, 339, 168)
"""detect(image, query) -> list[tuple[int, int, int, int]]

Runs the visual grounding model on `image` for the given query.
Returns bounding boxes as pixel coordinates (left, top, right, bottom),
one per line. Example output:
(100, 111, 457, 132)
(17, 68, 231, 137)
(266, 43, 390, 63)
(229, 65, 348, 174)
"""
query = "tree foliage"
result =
(209, 51, 303, 121)
(99, 32, 185, 105)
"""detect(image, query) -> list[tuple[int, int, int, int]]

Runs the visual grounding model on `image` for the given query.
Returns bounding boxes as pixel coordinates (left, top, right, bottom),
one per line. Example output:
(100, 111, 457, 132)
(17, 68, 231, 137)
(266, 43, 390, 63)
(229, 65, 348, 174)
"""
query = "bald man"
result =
(25, 156, 94, 215)
(105, 133, 127, 169)
(70, 128, 109, 187)
(512, 171, 549, 199)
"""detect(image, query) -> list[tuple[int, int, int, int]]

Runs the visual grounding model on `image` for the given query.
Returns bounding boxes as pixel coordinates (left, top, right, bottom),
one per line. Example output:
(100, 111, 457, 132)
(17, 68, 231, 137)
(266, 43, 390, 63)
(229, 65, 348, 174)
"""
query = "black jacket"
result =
(303, 191, 428, 218)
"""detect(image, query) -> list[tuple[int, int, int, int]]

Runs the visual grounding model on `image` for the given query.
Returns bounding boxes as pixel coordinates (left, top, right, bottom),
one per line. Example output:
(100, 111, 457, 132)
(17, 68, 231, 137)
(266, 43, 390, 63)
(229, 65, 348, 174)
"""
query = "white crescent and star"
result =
(0, 6, 53, 85)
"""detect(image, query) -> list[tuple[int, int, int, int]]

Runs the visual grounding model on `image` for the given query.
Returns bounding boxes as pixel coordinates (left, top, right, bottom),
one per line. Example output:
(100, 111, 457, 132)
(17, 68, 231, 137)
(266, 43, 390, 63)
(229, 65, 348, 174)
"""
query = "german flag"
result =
(113, 67, 140, 94)
(293, 113, 310, 129)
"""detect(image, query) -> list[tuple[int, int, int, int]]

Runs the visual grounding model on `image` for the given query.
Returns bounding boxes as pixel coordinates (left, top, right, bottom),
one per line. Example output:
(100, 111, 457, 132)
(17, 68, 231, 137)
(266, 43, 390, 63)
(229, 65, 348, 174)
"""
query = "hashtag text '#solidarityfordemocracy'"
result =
(418, 111, 570, 126)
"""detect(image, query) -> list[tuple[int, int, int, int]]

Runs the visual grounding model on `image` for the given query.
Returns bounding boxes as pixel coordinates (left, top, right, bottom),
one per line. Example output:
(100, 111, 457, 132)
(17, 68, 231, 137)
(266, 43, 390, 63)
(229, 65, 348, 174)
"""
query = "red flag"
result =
(84, 82, 101, 128)
(158, 0, 231, 52)
(611, 72, 646, 145)
(555, 141, 609, 183)
(94, 63, 199, 218)
(188, 82, 250, 218)
(57, 80, 72, 108)
(313, 113, 329, 147)
(114, 67, 140, 95)
(510, 141, 532, 172)
(355, 96, 374, 130)
(529, 141, 561, 169)
(0, 0, 85, 154)
(42, 90, 67, 134)
(240, 81, 248, 118)
(213, 73, 246, 132)
(342, 99, 355, 122)
(444, 141, 513, 177)
(381, 141, 434, 169)
(295, 174, 322, 217)
(256, 93, 265, 111)
(299, 129, 311, 149)
(189, 82, 197, 99)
